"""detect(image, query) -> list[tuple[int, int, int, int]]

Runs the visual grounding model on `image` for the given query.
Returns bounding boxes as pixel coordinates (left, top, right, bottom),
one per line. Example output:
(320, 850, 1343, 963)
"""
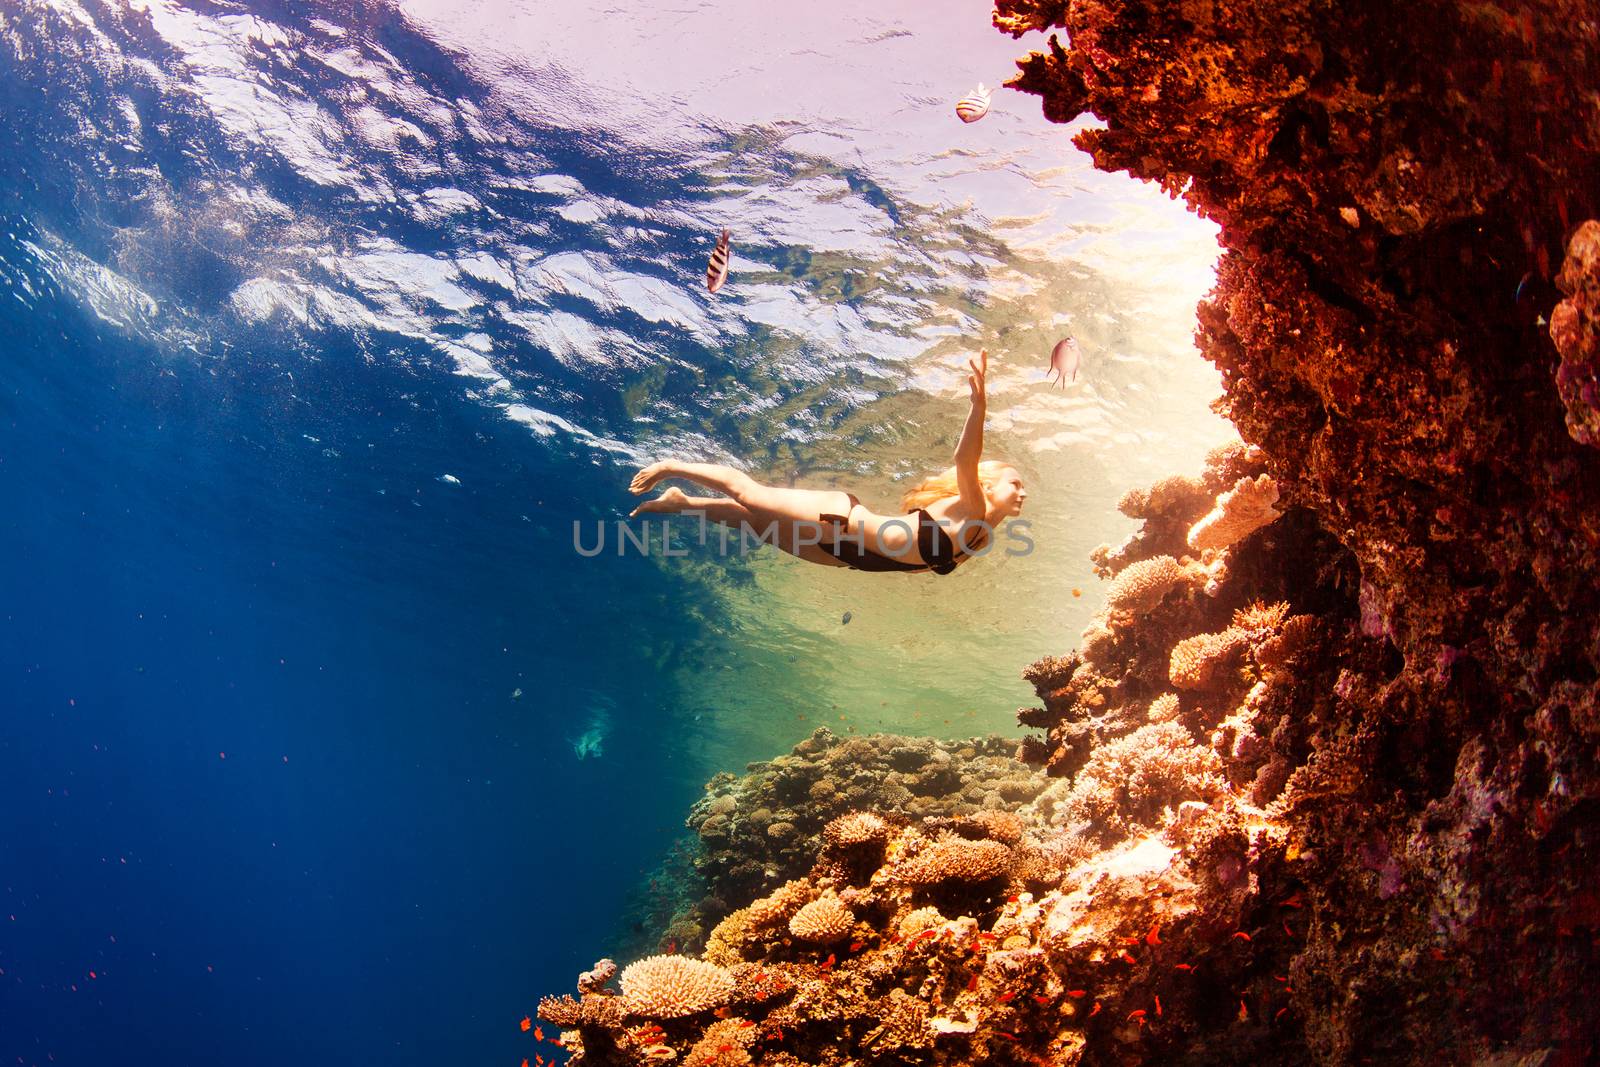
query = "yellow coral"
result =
(1169, 627, 1251, 690)
(897, 836, 1013, 885)
(683, 1018, 756, 1067)
(744, 879, 813, 929)
(619, 956, 736, 1019)
(1232, 599, 1290, 632)
(821, 811, 891, 850)
(962, 809, 1026, 845)
(1258, 613, 1318, 668)
(896, 906, 946, 939)
(788, 893, 854, 944)
(1106, 556, 1191, 616)
(1187, 474, 1282, 551)
(1065, 721, 1227, 841)
(1147, 693, 1181, 722)
(703, 908, 755, 968)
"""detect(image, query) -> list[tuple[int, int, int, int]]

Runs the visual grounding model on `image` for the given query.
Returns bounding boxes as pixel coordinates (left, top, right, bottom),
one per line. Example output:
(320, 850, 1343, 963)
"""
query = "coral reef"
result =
(627, 730, 1052, 957)
(542, 802, 1292, 1067)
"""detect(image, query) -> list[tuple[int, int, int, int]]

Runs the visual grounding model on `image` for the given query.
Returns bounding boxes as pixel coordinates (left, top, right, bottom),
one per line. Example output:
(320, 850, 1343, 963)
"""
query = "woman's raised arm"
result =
(953, 349, 988, 517)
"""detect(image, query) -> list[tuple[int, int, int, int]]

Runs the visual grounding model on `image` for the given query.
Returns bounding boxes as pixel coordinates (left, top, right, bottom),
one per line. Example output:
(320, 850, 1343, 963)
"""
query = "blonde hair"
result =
(901, 460, 1011, 511)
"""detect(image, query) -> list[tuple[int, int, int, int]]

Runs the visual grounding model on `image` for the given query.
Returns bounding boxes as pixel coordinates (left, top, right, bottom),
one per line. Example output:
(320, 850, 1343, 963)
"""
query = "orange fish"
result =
(1127, 1009, 1147, 1019)
(998, 991, 1015, 1003)
(1275, 1007, 1289, 1021)
(1232, 931, 1252, 942)
(1066, 989, 1087, 998)
(1120, 951, 1137, 964)
(994, 1031, 1019, 1042)
(534, 1026, 544, 1042)
(1033, 994, 1051, 1005)
(1090, 1002, 1102, 1017)
(520, 1017, 532, 1033)
(1047, 337, 1081, 387)
(1154, 995, 1162, 1016)
(1238, 999, 1249, 1022)
(1174, 963, 1195, 972)
(1146, 925, 1162, 946)
(967, 974, 980, 992)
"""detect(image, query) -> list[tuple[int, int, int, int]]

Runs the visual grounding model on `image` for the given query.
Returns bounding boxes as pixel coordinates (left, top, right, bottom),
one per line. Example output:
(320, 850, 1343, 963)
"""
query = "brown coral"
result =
(787, 893, 853, 944)
(618, 956, 736, 1019)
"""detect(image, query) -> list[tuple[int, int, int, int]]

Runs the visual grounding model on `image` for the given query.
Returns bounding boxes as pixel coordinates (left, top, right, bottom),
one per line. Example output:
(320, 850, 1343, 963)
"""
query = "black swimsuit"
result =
(817, 493, 972, 576)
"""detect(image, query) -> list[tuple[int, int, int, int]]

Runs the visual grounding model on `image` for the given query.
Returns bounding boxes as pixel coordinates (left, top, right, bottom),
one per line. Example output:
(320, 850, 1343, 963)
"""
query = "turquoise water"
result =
(0, 1, 1231, 1062)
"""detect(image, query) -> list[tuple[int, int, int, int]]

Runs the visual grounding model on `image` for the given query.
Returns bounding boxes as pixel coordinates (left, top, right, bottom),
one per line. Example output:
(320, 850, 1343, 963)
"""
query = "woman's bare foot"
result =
(629, 486, 689, 517)
(629, 461, 678, 495)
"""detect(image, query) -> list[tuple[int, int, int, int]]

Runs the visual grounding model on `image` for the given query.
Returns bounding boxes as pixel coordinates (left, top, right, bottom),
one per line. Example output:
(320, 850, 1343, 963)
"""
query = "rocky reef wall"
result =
(996, 0, 1600, 1060)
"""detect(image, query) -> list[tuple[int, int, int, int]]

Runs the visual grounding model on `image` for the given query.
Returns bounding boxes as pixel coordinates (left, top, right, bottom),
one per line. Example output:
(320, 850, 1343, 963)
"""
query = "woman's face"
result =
(990, 467, 1027, 516)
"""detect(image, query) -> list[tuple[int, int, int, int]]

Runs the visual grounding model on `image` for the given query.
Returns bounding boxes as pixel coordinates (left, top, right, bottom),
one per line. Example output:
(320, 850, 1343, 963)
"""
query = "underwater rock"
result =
(1550, 220, 1600, 446)
(1000, 0, 1600, 1060)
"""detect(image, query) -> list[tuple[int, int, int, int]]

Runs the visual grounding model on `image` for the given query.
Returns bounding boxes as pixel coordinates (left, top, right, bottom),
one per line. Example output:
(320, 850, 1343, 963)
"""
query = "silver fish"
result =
(706, 227, 731, 294)
(1047, 337, 1080, 387)
(955, 83, 992, 124)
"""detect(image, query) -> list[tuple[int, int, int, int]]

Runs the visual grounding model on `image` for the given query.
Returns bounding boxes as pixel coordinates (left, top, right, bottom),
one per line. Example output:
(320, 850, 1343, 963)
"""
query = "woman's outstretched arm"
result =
(953, 349, 989, 517)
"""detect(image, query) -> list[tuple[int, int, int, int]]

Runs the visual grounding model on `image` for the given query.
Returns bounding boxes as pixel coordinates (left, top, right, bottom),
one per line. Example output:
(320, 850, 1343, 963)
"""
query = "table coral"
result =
(619, 956, 738, 1020)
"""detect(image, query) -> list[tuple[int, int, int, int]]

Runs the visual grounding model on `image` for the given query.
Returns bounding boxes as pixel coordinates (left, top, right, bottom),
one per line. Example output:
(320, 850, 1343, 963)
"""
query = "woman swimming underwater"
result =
(629, 350, 1027, 575)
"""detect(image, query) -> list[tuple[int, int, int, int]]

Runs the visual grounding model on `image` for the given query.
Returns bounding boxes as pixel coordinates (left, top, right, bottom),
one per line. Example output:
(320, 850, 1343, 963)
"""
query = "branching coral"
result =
(1187, 475, 1282, 552)
(1064, 722, 1228, 843)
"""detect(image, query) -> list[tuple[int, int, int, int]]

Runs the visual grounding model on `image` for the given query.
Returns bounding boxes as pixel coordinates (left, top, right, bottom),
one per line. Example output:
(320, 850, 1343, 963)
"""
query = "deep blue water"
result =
(0, 214, 718, 1064)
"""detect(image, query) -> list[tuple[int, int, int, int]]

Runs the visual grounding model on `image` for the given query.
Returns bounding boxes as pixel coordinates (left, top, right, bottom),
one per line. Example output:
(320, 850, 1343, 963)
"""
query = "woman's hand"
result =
(967, 348, 988, 408)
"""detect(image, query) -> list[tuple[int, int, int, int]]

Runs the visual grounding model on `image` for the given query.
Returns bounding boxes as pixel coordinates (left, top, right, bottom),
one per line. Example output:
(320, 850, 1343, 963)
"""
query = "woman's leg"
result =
(631, 461, 854, 530)
(629, 488, 846, 568)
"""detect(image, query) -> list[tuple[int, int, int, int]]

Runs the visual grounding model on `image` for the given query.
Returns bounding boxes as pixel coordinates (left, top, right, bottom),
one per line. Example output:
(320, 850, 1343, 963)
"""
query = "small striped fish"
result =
(955, 83, 992, 124)
(705, 227, 731, 294)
